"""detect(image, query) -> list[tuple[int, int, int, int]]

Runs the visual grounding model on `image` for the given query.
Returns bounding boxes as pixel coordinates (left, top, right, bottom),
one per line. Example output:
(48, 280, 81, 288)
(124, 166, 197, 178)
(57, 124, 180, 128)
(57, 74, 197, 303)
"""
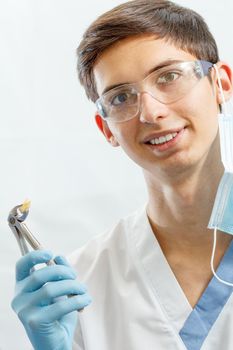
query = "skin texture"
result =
(93, 35, 233, 307)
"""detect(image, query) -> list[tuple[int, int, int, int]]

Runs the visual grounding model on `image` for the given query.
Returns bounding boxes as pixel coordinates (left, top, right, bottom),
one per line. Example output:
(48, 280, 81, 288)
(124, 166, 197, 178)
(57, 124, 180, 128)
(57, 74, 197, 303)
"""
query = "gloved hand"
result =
(11, 250, 92, 350)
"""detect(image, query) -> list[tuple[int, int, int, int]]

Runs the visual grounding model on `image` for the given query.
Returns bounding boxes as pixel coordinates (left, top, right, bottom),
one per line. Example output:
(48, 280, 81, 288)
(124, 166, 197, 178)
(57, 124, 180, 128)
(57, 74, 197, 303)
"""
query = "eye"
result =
(157, 71, 180, 84)
(111, 92, 132, 106)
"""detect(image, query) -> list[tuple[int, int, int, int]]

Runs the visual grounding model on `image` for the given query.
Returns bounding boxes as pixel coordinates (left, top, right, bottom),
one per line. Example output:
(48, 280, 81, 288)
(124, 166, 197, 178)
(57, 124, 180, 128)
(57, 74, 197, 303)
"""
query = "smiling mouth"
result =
(145, 131, 179, 145)
(144, 127, 186, 150)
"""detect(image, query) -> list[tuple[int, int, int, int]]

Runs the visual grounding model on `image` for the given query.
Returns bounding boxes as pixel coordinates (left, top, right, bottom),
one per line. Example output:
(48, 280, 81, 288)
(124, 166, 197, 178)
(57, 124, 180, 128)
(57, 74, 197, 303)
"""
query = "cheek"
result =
(191, 114, 219, 160)
(179, 82, 219, 126)
(108, 119, 138, 145)
(173, 89, 219, 155)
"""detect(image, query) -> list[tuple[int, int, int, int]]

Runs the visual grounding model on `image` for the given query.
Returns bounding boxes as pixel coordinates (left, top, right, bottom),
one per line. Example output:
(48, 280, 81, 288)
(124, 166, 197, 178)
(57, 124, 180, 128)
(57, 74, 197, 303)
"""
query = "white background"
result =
(0, 1, 232, 349)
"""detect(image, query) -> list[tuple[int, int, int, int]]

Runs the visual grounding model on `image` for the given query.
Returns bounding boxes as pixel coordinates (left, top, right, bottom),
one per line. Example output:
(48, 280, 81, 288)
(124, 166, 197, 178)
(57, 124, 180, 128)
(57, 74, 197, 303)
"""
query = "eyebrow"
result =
(101, 59, 184, 95)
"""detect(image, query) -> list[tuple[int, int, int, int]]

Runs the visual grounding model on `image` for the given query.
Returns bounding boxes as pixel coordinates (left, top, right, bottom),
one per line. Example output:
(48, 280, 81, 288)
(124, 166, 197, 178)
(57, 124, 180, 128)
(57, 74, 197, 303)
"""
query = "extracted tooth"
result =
(19, 200, 31, 213)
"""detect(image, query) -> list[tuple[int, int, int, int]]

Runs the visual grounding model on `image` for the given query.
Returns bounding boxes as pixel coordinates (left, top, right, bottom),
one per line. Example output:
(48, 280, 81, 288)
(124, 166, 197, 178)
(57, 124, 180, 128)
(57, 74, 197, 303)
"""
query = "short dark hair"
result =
(77, 0, 219, 102)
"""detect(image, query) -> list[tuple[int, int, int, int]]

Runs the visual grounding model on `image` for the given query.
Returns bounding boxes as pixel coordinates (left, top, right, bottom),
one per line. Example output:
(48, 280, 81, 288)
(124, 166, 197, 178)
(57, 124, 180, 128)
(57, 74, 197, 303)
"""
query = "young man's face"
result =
(93, 35, 226, 178)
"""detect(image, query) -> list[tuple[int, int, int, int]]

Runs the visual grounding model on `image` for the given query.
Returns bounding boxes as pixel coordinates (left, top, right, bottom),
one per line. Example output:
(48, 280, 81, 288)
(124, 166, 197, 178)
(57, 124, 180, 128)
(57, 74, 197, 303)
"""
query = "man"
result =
(11, 1, 233, 349)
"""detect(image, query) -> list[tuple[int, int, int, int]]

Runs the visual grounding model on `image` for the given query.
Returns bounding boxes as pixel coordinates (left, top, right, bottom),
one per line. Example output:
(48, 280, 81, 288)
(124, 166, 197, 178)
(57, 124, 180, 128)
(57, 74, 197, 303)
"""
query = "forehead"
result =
(94, 35, 197, 96)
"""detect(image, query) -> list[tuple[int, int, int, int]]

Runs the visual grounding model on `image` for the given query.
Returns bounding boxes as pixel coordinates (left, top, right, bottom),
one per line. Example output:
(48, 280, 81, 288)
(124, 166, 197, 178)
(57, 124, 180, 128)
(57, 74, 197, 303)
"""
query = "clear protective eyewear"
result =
(95, 60, 213, 123)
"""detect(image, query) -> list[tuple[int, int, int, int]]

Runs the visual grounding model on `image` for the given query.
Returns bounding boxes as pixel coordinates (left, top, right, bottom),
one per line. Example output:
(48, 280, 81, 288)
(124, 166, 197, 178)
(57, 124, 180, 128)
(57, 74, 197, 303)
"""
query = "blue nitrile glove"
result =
(11, 250, 92, 350)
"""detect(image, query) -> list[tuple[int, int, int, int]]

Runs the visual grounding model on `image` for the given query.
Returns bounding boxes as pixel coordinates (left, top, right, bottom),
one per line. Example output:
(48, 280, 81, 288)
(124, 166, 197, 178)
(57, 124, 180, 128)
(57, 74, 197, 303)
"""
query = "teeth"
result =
(159, 136, 166, 143)
(148, 132, 178, 145)
(165, 134, 173, 141)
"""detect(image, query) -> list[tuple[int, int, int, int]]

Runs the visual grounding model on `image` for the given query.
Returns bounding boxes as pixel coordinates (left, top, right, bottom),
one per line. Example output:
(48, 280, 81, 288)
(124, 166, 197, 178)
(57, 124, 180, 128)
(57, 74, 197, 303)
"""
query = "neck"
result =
(144, 156, 230, 255)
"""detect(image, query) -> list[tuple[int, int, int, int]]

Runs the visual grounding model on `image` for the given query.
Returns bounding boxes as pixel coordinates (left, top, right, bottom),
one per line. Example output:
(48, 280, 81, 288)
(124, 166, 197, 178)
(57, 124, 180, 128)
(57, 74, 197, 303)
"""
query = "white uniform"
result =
(68, 206, 233, 350)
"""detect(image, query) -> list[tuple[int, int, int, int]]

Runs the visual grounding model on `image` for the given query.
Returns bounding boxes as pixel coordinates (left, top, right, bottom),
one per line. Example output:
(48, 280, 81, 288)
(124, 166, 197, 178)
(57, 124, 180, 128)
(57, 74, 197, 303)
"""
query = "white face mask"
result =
(207, 64, 233, 286)
(208, 113, 233, 234)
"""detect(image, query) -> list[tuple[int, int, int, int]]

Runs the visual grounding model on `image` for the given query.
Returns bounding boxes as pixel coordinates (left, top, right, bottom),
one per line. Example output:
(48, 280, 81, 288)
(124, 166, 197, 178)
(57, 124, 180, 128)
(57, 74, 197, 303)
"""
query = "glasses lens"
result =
(97, 61, 207, 122)
(101, 88, 139, 122)
(147, 61, 201, 104)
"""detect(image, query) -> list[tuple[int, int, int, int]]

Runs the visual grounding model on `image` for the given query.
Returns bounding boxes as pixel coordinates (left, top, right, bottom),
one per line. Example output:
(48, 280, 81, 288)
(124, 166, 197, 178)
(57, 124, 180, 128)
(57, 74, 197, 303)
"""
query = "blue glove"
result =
(11, 250, 92, 350)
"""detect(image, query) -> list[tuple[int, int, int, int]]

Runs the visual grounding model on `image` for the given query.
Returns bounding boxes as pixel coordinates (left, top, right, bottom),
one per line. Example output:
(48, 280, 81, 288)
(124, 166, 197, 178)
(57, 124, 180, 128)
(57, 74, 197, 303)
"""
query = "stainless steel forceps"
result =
(8, 201, 84, 312)
(8, 201, 53, 264)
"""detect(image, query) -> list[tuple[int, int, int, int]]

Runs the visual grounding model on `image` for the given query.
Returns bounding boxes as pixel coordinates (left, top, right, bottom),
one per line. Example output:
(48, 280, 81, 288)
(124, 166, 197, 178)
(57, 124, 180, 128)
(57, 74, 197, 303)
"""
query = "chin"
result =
(146, 152, 199, 176)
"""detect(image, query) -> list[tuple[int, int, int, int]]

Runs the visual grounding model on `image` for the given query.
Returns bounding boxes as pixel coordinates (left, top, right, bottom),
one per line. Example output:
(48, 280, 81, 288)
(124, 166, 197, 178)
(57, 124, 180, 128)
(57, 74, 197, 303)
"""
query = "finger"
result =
(37, 293, 92, 322)
(21, 264, 78, 293)
(54, 255, 70, 266)
(54, 255, 78, 277)
(16, 250, 53, 281)
(36, 279, 88, 306)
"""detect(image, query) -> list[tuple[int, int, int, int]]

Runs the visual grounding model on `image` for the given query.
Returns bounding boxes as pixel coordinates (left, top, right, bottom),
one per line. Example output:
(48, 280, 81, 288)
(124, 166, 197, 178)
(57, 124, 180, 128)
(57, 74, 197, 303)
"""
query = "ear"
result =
(214, 61, 233, 104)
(95, 112, 119, 147)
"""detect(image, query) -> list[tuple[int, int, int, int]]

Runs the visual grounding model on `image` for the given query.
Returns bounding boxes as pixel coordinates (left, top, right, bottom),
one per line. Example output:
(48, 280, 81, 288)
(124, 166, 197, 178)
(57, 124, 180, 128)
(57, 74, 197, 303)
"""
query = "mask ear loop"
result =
(210, 227, 233, 286)
(210, 65, 233, 286)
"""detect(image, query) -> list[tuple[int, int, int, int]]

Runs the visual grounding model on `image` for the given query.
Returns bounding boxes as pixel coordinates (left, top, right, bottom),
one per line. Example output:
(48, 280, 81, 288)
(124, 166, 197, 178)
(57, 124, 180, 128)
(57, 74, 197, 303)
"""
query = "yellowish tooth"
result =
(19, 200, 31, 213)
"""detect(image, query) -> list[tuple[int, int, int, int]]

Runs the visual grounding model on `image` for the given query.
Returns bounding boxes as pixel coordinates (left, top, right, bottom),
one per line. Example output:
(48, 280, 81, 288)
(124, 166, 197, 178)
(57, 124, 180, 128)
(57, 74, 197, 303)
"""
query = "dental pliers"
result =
(8, 201, 84, 311)
(8, 201, 54, 264)
(8, 201, 44, 254)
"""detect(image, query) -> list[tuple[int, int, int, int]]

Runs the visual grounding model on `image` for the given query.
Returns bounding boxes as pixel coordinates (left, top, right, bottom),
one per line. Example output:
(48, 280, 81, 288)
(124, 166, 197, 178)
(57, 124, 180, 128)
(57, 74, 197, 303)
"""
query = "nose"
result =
(139, 92, 169, 124)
